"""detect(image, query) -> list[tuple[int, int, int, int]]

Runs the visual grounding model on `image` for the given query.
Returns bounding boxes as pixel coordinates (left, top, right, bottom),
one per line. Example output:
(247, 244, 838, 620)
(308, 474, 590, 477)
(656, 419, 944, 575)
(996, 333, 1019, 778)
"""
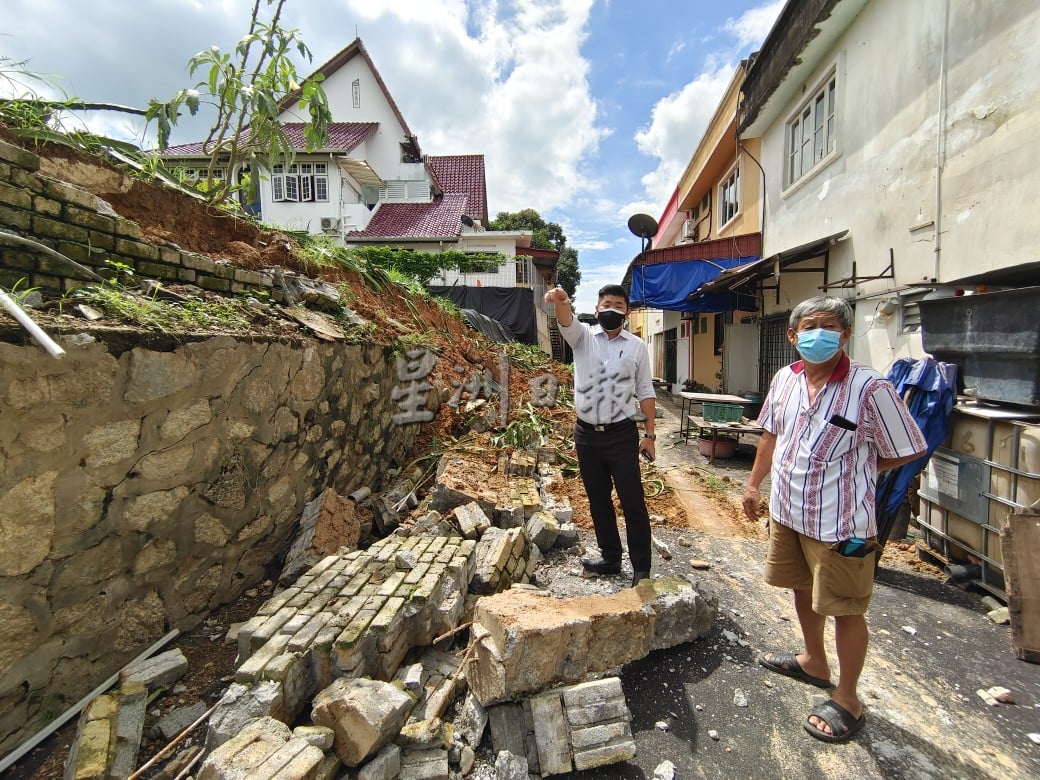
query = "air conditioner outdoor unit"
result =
(320, 216, 340, 231)
(682, 218, 697, 241)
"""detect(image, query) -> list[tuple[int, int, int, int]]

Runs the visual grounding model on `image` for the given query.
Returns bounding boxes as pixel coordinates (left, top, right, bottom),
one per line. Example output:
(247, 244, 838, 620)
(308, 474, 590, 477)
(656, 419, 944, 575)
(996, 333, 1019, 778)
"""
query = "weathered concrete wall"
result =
(0, 332, 420, 755)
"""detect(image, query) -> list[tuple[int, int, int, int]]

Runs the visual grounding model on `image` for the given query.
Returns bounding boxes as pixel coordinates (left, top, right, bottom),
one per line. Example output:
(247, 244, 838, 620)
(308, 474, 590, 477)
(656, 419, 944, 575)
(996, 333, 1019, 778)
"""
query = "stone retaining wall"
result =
(0, 139, 278, 297)
(0, 332, 419, 756)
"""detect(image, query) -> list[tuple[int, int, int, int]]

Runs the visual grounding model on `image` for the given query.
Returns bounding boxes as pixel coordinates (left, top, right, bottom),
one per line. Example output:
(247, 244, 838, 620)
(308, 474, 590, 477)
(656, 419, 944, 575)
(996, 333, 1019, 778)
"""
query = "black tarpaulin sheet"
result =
(427, 286, 536, 344)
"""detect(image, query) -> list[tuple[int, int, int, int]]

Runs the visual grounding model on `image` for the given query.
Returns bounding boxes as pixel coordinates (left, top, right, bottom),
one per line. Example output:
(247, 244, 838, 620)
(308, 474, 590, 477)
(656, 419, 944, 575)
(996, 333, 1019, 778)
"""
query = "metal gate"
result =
(759, 313, 797, 390)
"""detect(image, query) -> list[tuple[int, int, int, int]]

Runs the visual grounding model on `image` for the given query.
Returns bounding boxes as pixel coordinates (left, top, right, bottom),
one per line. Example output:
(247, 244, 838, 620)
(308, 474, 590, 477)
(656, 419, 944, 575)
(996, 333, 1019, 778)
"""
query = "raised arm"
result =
(543, 287, 573, 327)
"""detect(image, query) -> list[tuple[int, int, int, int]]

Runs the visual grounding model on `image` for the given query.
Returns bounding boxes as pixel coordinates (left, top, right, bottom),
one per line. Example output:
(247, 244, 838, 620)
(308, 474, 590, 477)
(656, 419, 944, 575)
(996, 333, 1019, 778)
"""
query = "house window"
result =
(718, 164, 740, 228)
(179, 166, 226, 182)
(272, 162, 329, 203)
(352, 79, 360, 109)
(786, 73, 837, 187)
(680, 321, 690, 339)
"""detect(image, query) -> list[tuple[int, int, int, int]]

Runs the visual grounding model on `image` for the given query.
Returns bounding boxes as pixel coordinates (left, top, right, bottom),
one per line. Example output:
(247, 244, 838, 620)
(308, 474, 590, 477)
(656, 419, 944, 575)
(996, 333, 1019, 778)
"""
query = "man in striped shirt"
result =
(742, 296, 926, 744)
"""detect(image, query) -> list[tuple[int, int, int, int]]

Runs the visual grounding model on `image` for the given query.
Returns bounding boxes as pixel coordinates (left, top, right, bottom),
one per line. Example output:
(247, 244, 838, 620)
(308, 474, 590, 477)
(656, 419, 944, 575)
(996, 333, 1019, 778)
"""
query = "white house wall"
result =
(280, 56, 410, 176)
(754, 0, 1040, 369)
(266, 49, 430, 236)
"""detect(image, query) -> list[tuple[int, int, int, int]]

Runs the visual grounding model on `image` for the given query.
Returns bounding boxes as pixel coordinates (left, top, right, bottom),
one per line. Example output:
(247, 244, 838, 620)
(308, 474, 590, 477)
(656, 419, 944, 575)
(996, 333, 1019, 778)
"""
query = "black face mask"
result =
(596, 308, 625, 330)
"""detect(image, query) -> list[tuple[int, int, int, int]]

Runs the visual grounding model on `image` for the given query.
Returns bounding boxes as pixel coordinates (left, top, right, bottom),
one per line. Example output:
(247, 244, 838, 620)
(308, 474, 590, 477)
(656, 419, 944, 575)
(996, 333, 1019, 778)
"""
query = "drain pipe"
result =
(0, 289, 66, 358)
(932, 0, 950, 283)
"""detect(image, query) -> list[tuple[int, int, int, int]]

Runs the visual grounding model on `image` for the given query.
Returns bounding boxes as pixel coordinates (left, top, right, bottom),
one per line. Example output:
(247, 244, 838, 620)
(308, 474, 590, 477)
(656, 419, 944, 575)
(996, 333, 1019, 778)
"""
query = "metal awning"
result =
(337, 157, 385, 189)
(690, 230, 848, 299)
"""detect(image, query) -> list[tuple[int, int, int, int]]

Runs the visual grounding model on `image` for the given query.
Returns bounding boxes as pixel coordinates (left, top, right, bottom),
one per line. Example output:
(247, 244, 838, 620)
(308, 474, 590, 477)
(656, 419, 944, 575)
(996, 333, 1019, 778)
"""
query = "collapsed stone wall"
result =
(0, 332, 419, 756)
(0, 139, 276, 297)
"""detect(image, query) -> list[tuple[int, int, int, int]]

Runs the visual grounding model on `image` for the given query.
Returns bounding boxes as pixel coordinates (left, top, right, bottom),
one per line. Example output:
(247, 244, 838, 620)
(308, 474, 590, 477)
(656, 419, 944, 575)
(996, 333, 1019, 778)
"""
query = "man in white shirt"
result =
(544, 284, 656, 587)
(743, 296, 926, 744)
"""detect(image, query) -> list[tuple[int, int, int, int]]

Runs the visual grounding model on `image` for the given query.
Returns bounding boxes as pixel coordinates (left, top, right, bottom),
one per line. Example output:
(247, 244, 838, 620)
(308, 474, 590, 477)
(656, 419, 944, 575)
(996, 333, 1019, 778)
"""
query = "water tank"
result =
(919, 287, 1040, 407)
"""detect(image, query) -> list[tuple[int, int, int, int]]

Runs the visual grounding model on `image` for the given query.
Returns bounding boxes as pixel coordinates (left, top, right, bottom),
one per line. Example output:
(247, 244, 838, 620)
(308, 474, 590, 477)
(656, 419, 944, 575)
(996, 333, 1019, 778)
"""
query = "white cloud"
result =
(724, 0, 785, 48)
(327, 0, 605, 215)
(632, 65, 736, 211)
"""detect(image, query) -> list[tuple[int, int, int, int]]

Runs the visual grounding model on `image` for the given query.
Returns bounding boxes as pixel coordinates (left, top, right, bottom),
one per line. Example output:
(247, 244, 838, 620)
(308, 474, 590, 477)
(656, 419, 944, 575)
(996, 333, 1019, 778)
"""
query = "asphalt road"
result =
(541, 396, 1040, 780)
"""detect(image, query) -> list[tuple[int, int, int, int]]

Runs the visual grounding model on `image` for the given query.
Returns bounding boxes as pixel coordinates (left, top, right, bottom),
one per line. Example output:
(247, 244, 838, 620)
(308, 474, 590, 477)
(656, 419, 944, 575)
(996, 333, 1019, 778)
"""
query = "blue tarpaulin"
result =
(875, 356, 958, 545)
(629, 256, 759, 313)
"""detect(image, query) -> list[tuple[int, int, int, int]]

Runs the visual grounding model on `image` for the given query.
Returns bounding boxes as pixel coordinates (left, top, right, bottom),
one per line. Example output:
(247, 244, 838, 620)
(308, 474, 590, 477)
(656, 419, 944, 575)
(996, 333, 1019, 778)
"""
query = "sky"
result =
(1, 0, 784, 313)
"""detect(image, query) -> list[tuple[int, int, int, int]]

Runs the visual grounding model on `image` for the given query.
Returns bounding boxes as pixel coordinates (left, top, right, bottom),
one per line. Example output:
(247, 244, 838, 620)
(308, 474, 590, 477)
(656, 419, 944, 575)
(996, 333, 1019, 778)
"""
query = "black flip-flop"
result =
(804, 699, 866, 743)
(757, 652, 832, 689)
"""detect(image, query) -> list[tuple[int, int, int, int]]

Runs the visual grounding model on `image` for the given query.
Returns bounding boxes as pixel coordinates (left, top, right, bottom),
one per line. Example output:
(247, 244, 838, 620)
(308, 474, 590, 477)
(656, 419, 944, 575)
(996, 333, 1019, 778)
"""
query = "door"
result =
(723, 322, 760, 395)
(664, 328, 677, 384)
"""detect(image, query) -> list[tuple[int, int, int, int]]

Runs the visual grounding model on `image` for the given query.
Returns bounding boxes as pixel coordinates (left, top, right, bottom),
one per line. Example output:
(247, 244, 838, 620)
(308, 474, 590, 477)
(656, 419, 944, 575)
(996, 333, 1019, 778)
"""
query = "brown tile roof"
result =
(346, 193, 470, 239)
(426, 155, 487, 224)
(162, 122, 378, 157)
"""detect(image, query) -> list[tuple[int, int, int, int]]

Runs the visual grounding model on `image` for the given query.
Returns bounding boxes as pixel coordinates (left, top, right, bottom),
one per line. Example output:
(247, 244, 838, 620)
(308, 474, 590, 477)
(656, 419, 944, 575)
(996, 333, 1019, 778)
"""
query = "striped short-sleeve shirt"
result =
(758, 353, 926, 542)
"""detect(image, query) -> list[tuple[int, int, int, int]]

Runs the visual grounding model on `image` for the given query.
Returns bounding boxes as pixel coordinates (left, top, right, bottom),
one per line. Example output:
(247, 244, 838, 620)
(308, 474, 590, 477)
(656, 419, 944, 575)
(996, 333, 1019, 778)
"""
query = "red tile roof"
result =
(346, 193, 470, 239)
(162, 123, 378, 156)
(426, 155, 487, 223)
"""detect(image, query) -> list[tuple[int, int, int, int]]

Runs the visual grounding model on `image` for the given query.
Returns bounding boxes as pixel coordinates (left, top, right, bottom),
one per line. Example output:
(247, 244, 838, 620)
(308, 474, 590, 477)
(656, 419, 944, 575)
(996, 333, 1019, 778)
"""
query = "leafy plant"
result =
(489, 208, 581, 296)
(145, 0, 332, 205)
(491, 402, 555, 450)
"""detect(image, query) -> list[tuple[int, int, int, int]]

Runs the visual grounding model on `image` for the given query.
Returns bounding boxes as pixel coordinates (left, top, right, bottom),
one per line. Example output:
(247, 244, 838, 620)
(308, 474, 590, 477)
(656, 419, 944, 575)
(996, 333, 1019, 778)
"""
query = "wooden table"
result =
(677, 392, 754, 442)
(688, 415, 765, 463)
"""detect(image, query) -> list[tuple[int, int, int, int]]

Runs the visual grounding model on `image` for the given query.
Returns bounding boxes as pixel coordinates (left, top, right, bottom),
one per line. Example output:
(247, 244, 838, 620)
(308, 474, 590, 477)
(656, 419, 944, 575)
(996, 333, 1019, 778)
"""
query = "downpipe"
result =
(0, 289, 66, 358)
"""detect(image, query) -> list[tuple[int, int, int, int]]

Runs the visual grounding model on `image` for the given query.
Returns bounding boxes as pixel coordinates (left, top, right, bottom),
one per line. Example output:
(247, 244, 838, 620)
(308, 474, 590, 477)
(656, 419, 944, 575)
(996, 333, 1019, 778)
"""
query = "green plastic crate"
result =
(703, 402, 742, 422)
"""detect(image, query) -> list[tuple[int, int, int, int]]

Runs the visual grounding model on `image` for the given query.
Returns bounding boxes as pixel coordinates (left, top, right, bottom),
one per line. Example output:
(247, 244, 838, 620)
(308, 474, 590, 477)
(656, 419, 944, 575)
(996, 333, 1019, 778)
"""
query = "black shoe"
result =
(580, 556, 622, 575)
(632, 571, 651, 587)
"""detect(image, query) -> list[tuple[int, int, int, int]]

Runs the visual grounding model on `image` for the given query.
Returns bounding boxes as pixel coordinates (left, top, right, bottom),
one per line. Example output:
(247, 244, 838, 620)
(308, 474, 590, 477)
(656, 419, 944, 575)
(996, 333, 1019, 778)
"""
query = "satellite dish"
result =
(627, 213, 659, 239)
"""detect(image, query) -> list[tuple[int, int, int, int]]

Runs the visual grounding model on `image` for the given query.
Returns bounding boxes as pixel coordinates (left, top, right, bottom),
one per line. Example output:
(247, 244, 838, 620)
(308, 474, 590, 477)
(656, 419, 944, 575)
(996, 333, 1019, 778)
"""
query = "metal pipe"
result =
(933, 0, 950, 282)
(0, 289, 66, 358)
(0, 629, 180, 775)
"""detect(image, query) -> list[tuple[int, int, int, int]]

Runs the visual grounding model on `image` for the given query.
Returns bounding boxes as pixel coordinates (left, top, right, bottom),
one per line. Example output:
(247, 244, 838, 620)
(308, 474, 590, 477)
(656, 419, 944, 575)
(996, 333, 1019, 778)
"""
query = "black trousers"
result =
(574, 420, 652, 572)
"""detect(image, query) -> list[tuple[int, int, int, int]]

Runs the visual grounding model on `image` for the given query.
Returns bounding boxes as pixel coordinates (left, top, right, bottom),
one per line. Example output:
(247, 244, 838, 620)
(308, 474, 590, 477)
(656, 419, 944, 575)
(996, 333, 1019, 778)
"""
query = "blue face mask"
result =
(796, 328, 842, 364)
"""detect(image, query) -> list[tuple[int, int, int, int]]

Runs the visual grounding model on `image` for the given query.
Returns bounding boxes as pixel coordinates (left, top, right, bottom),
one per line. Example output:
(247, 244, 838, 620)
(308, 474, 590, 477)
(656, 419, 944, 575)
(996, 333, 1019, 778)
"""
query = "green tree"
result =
(489, 209, 582, 297)
(145, 0, 331, 205)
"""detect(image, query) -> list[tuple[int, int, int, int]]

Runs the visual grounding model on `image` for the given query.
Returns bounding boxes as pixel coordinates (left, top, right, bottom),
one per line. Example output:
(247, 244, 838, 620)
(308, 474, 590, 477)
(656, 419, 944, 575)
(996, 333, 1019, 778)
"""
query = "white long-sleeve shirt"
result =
(558, 320, 655, 425)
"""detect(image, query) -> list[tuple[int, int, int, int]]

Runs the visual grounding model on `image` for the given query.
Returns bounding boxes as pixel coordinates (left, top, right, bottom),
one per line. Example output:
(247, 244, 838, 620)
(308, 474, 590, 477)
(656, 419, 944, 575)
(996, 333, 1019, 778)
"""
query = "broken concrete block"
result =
(494, 750, 530, 780)
(357, 743, 401, 780)
(530, 691, 572, 775)
(555, 522, 580, 549)
(563, 678, 635, 771)
(453, 502, 491, 540)
(198, 716, 327, 779)
(429, 457, 498, 515)
(399, 747, 449, 780)
(526, 510, 560, 553)
(454, 693, 488, 748)
(396, 717, 450, 750)
(121, 648, 189, 690)
(486, 701, 539, 775)
(469, 526, 533, 595)
(495, 501, 525, 529)
(292, 724, 335, 751)
(110, 680, 147, 780)
(206, 681, 286, 749)
(281, 487, 360, 585)
(468, 577, 716, 705)
(311, 677, 415, 767)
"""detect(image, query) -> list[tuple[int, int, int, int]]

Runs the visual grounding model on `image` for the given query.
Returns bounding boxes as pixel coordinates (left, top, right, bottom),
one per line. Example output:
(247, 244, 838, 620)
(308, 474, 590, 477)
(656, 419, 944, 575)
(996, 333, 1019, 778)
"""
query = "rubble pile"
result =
(61, 448, 718, 779)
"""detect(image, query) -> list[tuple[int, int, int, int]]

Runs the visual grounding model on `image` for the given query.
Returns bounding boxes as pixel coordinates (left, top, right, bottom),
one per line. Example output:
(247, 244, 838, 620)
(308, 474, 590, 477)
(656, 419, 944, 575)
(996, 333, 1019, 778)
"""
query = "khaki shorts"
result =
(763, 521, 876, 616)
